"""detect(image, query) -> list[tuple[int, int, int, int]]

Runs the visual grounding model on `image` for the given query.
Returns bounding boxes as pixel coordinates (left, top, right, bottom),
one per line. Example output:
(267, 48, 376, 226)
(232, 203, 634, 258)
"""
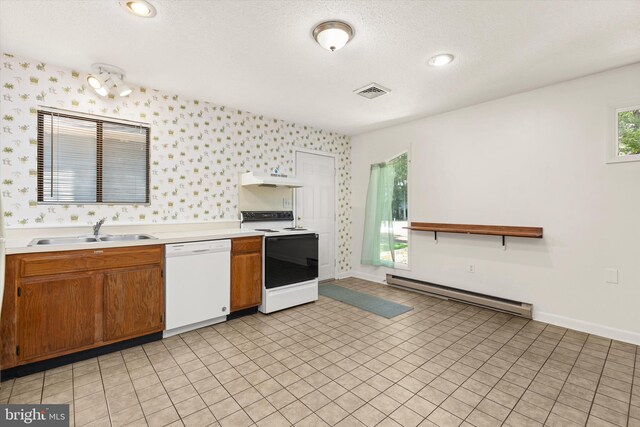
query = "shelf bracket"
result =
(502, 235, 506, 250)
(434, 231, 438, 244)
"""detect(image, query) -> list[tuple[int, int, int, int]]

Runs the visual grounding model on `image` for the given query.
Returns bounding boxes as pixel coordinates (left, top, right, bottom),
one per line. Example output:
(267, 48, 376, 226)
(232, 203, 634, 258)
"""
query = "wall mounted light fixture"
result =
(86, 64, 133, 98)
(313, 21, 354, 52)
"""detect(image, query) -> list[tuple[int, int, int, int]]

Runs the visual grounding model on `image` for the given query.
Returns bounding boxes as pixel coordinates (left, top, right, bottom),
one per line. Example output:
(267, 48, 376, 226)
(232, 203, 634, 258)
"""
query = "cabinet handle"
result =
(94, 250, 104, 254)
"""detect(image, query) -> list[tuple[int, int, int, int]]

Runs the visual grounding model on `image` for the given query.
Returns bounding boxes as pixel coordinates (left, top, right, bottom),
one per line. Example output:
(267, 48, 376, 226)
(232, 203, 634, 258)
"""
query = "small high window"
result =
(37, 110, 150, 204)
(613, 107, 640, 161)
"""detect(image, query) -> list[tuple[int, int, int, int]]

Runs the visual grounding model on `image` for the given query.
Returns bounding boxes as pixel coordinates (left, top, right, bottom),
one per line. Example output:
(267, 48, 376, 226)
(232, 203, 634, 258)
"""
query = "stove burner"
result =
(255, 228, 279, 232)
(283, 227, 307, 231)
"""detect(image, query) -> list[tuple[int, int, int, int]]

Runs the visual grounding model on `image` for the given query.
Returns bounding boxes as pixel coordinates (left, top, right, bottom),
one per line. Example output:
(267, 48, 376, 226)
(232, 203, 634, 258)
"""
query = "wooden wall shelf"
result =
(406, 222, 543, 248)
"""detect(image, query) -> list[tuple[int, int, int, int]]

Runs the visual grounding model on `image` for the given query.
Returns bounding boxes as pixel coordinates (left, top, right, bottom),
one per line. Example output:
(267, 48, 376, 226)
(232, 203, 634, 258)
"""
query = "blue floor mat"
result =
(319, 284, 413, 318)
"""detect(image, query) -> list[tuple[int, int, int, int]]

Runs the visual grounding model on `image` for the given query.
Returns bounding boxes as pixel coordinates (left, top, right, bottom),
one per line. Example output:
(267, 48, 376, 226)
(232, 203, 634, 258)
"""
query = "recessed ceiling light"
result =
(428, 53, 455, 67)
(120, 0, 157, 18)
(313, 21, 354, 52)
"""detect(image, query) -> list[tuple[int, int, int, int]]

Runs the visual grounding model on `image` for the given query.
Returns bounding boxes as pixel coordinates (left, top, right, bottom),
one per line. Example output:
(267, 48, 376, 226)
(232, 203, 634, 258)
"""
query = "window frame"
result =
(37, 110, 151, 205)
(607, 105, 640, 164)
(385, 150, 410, 270)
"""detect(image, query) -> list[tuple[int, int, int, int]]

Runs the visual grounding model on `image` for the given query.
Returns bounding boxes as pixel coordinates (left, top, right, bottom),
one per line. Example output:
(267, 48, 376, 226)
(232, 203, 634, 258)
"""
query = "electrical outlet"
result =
(283, 198, 292, 209)
(605, 268, 618, 284)
(468, 263, 475, 274)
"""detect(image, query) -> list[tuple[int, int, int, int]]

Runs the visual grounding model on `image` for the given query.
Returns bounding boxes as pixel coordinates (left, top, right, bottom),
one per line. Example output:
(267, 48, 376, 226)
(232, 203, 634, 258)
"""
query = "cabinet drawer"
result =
(20, 245, 164, 277)
(232, 237, 262, 253)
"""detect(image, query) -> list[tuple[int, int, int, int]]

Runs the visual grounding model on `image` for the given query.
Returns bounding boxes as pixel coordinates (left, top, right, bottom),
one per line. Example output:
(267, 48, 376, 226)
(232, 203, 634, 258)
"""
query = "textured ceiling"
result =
(1, 0, 639, 135)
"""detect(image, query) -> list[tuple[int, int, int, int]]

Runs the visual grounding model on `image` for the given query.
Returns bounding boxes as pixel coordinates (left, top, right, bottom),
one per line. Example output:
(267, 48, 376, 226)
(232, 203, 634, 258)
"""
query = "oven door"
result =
(265, 234, 319, 289)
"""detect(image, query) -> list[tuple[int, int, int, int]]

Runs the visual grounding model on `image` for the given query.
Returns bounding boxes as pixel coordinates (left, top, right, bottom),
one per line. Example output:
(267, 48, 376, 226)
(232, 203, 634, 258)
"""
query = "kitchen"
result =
(1, 1, 640, 427)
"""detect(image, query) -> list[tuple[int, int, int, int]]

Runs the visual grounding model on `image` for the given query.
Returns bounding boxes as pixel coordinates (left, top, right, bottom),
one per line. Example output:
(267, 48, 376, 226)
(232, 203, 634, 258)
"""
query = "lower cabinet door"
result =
(18, 274, 96, 362)
(104, 266, 164, 341)
(230, 251, 262, 312)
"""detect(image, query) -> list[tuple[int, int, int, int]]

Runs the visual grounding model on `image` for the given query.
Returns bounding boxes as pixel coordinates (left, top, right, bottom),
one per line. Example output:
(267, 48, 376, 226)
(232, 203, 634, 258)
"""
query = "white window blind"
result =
(102, 122, 148, 203)
(37, 111, 149, 204)
(40, 114, 98, 203)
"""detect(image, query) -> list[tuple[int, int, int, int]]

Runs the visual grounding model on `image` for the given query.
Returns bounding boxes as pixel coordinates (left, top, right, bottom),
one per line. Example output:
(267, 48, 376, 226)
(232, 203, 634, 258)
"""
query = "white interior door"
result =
(295, 151, 336, 281)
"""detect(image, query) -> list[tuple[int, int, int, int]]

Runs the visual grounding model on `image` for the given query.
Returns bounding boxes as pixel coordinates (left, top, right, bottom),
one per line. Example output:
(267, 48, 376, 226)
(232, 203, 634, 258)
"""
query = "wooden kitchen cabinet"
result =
(104, 266, 164, 341)
(17, 273, 96, 362)
(1, 245, 165, 369)
(230, 236, 262, 312)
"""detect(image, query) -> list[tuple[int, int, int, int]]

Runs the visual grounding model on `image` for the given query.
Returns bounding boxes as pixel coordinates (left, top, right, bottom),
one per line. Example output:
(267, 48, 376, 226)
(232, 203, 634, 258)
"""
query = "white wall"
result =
(351, 63, 640, 344)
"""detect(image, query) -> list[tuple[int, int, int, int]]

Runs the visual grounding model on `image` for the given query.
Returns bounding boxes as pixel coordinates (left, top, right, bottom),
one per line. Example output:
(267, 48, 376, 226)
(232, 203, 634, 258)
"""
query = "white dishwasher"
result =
(164, 240, 230, 337)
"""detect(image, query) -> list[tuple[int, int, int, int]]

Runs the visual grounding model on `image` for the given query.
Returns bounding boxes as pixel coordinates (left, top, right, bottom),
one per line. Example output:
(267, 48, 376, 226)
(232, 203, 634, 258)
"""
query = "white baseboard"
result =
(535, 311, 640, 346)
(348, 271, 387, 284)
(335, 270, 382, 282)
(335, 271, 353, 280)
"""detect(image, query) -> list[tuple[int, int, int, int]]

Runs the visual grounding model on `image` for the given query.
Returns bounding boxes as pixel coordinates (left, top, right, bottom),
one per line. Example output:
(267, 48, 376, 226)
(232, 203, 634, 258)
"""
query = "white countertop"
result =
(4, 228, 264, 255)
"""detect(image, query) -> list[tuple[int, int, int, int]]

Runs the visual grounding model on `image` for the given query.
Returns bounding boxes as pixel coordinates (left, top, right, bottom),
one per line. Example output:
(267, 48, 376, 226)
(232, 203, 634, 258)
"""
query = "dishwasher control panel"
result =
(165, 240, 231, 257)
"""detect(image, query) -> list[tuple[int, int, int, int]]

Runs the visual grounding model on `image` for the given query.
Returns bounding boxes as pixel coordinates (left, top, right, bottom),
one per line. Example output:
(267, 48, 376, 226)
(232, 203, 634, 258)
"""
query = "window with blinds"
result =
(37, 110, 150, 204)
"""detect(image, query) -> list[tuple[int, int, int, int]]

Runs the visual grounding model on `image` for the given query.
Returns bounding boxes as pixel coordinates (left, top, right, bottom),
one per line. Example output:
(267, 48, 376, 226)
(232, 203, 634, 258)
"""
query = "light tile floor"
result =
(1, 278, 639, 427)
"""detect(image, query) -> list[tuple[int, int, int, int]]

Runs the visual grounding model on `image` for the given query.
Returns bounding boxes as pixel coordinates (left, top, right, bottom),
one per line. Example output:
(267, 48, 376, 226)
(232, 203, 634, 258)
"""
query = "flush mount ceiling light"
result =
(313, 21, 354, 52)
(119, 0, 157, 17)
(428, 53, 455, 67)
(86, 64, 133, 98)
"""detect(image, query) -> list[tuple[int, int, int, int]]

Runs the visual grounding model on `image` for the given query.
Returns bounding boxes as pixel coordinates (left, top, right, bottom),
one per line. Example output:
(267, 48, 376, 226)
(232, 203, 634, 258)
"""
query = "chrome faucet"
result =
(93, 218, 106, 237)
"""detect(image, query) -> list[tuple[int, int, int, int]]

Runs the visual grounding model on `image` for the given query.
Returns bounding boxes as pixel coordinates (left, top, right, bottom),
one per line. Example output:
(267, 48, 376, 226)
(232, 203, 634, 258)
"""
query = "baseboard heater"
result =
(386, 274, 532, 318)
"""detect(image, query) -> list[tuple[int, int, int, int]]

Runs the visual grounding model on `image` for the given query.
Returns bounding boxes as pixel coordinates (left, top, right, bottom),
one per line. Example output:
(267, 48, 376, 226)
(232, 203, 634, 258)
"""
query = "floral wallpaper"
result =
(0, 52, 352, 271)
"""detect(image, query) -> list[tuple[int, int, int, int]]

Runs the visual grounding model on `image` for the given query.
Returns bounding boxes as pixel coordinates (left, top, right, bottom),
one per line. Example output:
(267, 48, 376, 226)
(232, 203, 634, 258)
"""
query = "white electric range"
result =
(241, 211, 319, 313)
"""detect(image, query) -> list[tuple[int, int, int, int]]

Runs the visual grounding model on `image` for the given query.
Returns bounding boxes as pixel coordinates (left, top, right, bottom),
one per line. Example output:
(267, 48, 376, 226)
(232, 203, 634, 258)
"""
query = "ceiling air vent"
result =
(354, 83, 391, 99)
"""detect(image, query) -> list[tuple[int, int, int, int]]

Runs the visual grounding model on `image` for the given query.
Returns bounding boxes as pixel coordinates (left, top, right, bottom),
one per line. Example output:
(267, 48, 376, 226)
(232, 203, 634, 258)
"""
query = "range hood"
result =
(241, 172, 303, 188)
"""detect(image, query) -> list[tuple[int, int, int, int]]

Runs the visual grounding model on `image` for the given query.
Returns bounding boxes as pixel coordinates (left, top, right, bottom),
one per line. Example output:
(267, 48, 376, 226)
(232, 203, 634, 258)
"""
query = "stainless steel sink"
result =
(30, 237, 100, 246)
(29, 234, 156, 246)
(99, 234, 155, 241)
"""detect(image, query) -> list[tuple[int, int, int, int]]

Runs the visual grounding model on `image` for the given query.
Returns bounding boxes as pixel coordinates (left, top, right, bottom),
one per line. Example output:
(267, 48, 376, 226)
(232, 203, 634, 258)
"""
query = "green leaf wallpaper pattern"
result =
(0, 52, 352, 272)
